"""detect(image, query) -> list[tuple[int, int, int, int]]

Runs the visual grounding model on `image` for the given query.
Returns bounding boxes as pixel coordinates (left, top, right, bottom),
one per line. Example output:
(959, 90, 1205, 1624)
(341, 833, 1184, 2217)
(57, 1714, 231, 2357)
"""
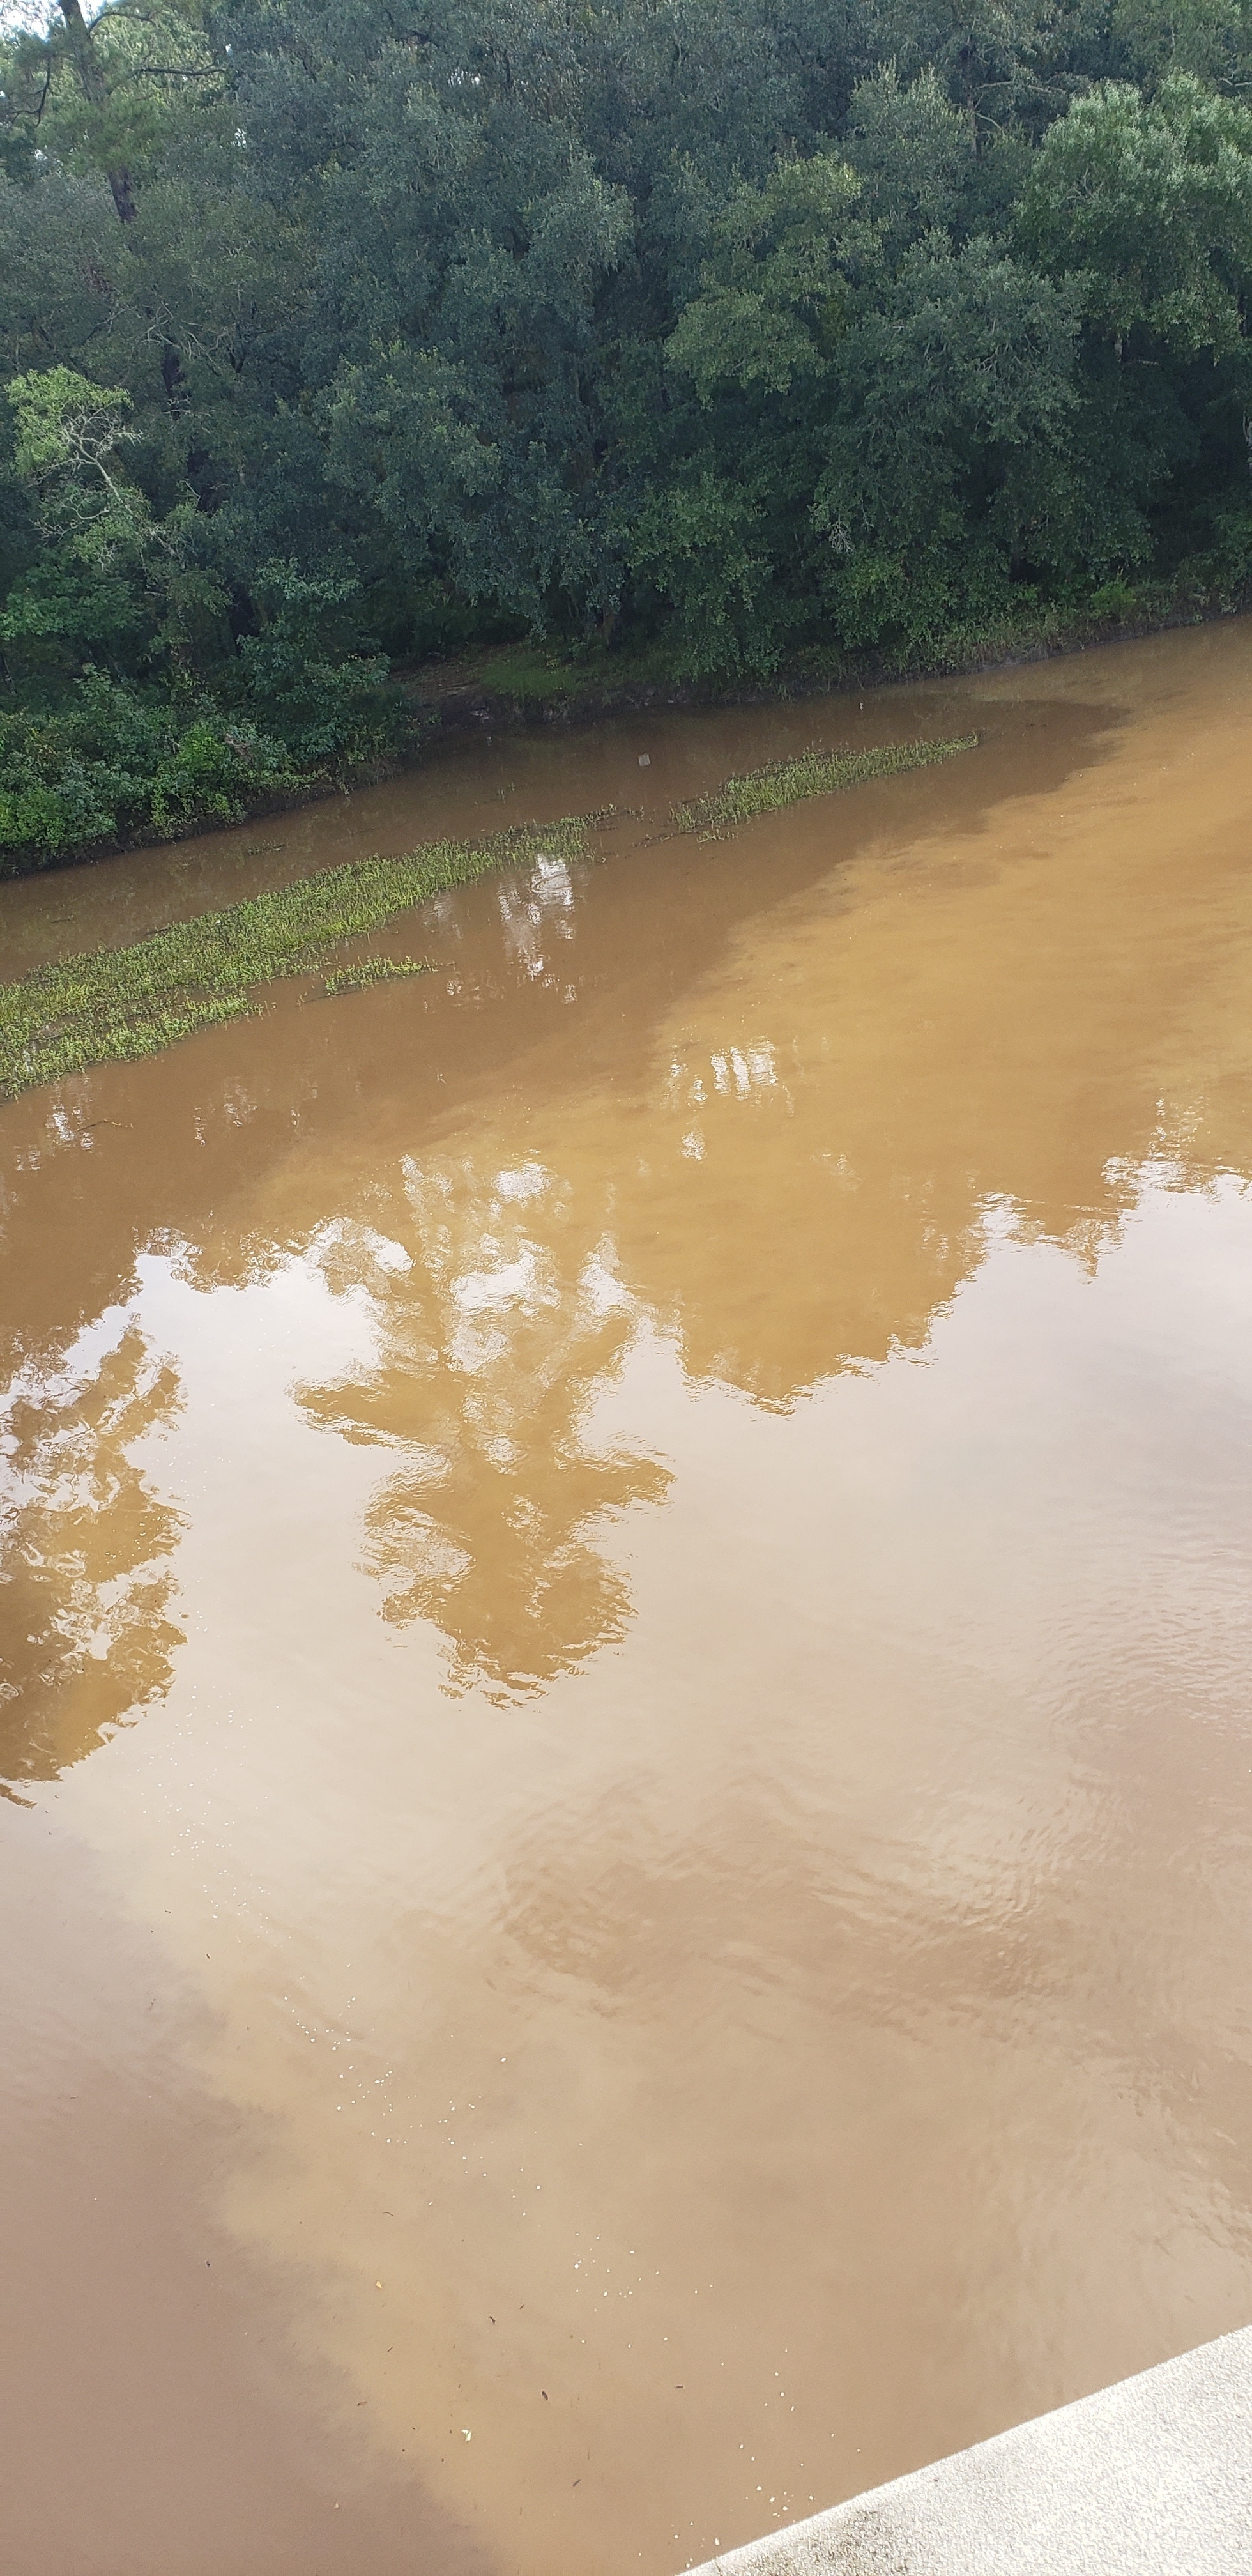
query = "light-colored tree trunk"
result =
(56, 0, 137, 224)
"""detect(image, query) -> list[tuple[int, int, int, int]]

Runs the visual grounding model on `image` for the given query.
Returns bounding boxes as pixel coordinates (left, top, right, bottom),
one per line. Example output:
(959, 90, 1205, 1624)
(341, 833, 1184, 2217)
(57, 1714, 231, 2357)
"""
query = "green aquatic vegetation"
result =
(321, 954, 438, 997)
(0, 816, 590, 1100)
(0, 730, 984, 1100)
(670, 734, 979, 839)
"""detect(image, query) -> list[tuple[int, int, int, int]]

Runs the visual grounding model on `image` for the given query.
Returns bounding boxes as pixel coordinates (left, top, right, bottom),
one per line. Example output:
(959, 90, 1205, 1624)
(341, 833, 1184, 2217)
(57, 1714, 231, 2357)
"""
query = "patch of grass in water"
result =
(320, 955, 438, 998)
(671, 735, 979, 839)
(0, 732, 982, 1100)
(0, 815, 591, 1100)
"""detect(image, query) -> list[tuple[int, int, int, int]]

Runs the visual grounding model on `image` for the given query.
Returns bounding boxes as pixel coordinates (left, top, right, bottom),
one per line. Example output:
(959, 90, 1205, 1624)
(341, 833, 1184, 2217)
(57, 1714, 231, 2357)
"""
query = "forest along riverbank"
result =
(2, 621, 1251, 2576)
(8, 4, 1252, 877)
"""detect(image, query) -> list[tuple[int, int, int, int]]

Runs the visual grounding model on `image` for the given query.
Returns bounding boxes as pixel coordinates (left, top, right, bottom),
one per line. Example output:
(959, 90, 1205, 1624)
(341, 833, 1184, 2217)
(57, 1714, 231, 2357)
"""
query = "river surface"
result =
(2, 623, 1251, 2576)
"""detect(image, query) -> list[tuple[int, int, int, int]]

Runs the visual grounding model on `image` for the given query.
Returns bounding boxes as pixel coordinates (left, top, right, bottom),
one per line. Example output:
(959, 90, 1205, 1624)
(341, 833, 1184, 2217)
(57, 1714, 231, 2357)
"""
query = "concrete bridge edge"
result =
(681, 2321, 1252, 2575)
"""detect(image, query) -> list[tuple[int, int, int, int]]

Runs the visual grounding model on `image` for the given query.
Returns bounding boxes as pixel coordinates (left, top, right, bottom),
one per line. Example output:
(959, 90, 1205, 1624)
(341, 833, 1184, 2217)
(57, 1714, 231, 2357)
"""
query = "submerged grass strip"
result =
(321, 954, 438, 997)
(0, 816, 590, 1100)
(670, 734, 979, 839)
(0, 731, 981, 1100)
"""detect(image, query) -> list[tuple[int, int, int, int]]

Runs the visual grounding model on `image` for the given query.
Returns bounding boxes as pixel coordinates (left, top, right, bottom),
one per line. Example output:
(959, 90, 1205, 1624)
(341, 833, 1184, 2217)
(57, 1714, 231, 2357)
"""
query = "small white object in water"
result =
(638, 753, 651, 767)
(462, 2427, 472, 2441)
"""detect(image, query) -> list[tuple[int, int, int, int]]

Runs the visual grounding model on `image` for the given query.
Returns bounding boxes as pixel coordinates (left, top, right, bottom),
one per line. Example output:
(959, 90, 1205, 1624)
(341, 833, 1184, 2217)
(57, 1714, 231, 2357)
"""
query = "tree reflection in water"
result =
(0, 1322, 185, 1797)
(298, 1158, 671, 1701)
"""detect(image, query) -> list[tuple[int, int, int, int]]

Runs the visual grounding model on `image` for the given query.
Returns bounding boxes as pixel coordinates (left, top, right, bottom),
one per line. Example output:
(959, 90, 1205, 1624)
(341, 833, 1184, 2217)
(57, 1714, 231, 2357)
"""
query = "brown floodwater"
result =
(2, 624, 1251, 2576)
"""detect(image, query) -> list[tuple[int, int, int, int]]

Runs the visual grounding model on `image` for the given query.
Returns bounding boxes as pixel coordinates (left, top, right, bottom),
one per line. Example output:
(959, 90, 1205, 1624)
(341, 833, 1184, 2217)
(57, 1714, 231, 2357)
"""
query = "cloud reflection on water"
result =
(296, 1167, 671, 1700)
(0, 1320, 184, 1796)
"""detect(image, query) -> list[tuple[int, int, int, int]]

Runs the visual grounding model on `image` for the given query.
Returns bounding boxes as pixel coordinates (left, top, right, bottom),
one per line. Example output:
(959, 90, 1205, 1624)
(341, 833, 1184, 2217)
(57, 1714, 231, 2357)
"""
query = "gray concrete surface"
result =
(685, 2324, 1252, 2575)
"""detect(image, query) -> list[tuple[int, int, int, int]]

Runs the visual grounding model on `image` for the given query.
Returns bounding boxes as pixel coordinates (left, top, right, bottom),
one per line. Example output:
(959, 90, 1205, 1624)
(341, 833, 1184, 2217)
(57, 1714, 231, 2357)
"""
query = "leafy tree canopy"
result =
(3, 0, 1252, 867)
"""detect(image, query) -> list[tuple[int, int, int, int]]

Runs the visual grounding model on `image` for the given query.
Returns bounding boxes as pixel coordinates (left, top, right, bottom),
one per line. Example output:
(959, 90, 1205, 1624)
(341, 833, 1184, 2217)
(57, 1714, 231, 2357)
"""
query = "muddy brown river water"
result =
(2, 623, 1251, 2576)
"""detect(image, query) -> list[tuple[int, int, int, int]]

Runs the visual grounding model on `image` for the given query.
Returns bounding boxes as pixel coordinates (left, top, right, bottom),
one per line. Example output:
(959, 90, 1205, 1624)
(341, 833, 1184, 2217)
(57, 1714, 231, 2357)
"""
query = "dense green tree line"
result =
(3, 0, 1252, 867)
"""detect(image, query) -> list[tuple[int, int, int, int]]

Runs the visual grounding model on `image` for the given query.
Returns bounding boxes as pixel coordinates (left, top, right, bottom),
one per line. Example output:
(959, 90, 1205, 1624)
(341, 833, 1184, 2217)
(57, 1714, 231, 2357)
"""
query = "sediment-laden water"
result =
(3, 623, 1251, 2576)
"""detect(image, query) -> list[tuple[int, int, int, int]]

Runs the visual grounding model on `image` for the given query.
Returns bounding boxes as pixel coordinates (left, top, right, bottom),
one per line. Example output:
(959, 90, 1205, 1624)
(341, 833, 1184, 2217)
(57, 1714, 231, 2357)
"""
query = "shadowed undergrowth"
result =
(0, 732, 979, 1100)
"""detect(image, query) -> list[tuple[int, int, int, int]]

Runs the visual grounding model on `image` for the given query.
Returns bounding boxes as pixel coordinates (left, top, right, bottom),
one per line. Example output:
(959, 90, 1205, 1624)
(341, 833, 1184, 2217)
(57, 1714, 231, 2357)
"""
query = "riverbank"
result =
(2, 569, 1246, 881)
(408, 568, 1251, 739)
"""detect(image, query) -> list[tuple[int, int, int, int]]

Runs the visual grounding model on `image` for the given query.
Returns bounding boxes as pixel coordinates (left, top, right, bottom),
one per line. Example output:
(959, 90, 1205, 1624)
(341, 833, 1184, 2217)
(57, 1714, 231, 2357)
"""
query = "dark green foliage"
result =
(0, 676, 303, 868)
(3, 0, 1252, 875)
